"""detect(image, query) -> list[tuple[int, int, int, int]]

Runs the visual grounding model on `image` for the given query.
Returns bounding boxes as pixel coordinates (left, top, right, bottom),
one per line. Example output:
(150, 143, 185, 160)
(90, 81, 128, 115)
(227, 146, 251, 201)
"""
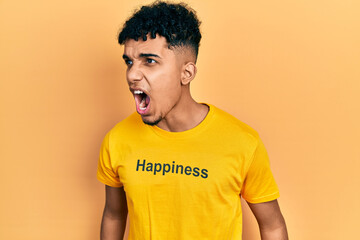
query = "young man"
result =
(97, 1, 288, 239)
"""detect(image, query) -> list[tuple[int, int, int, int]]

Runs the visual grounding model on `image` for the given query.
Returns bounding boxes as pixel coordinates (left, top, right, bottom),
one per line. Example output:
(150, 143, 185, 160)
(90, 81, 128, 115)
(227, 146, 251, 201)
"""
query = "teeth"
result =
(134, 90, 143, 94)
(140, 107, 146, 110)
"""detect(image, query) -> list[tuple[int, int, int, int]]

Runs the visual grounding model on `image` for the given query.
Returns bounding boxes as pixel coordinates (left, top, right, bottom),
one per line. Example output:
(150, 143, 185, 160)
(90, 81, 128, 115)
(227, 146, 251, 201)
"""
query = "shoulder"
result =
(106, 112, 144, 141)
(210, 104, 261, 144)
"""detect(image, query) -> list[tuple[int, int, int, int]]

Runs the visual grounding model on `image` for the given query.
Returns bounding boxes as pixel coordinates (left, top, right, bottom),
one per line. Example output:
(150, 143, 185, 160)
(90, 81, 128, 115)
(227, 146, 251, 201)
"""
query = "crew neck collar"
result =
(146, 103, 215, 139)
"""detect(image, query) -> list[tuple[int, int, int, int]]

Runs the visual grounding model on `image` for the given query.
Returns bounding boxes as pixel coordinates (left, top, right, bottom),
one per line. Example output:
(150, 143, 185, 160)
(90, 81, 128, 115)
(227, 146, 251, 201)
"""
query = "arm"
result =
(247, 199, 288, 240)
(100, 185, 128, 240)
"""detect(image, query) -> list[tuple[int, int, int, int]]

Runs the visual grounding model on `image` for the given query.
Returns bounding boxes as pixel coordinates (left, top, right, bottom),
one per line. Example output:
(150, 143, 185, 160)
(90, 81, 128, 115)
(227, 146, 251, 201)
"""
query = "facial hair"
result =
(142, 117, 162, 126)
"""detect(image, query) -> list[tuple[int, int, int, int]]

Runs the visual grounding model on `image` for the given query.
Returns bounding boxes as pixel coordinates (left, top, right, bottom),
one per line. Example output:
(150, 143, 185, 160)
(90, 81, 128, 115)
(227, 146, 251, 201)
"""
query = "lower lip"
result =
(136, 101, 151, 115)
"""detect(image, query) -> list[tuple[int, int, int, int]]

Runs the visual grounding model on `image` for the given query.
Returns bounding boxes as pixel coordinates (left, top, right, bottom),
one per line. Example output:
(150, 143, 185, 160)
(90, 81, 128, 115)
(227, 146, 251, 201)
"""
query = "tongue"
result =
(139, 95, 150, 110)
(139, 97, 146, 109)
(136, 93, 150, 111)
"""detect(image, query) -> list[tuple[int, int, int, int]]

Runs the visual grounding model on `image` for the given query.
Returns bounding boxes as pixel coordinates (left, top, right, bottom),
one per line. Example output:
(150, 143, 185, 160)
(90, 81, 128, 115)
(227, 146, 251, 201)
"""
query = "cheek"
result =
(151, 67, 182, 96)
(150, 72, 182, 112)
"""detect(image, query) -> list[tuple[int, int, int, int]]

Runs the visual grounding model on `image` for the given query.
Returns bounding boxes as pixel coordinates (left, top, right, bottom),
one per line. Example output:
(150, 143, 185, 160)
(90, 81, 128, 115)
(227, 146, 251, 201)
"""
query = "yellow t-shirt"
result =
(97, 103, 280, 239)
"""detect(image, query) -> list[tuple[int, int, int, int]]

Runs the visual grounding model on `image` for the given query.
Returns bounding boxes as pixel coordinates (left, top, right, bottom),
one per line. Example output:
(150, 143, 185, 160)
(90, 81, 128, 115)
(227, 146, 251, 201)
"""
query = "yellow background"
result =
(1, 0, 359, 239)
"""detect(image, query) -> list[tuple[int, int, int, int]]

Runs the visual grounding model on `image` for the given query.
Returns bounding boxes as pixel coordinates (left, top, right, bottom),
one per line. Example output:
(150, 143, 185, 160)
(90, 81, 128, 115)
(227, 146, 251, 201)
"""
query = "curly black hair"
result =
(118, 1, 202, 60)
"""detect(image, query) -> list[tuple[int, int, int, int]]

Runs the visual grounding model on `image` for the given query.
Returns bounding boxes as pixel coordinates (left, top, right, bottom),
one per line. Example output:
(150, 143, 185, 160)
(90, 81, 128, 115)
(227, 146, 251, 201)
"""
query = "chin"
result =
(142, 116, 162, 126)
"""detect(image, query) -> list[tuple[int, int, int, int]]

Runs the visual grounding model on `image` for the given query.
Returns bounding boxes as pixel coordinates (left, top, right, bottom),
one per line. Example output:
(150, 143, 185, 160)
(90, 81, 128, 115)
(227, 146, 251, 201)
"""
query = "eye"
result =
(124, 59, 133, 66)
(146, 58, 156, 64)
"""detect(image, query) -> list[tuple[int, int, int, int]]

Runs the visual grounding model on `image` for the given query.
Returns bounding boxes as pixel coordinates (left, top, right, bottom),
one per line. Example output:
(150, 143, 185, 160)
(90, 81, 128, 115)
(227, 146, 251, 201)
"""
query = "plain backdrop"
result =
(1, 0, 359, 239)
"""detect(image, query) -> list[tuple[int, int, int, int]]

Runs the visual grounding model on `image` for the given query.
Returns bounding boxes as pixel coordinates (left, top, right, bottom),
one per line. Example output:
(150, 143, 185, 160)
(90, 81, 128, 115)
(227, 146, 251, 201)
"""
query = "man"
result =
(97, 1, 288, 239)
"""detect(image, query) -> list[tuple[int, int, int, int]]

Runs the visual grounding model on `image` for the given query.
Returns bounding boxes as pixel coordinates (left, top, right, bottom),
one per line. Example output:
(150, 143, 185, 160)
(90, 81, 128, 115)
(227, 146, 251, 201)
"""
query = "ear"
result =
(181, 62, 197, 85)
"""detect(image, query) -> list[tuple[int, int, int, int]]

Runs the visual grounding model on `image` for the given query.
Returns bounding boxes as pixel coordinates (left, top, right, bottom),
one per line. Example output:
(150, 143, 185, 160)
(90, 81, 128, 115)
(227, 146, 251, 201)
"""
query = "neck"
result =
(156, 91, 209, 132)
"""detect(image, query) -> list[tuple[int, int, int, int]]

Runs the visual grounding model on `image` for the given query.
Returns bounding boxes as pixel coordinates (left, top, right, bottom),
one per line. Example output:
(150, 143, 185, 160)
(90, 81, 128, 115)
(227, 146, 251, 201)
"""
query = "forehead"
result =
(123, 35, 172, 58)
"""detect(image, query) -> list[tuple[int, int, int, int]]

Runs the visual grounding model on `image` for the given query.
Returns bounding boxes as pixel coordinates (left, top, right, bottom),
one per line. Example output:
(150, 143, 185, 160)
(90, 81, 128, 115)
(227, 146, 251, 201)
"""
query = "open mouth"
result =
(134, 90, 150, 114)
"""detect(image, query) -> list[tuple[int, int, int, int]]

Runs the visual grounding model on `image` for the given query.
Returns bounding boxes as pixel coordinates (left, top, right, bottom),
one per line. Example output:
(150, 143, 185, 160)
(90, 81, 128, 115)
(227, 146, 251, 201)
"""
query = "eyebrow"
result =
(122, 53, 161, 60)
(139, 53, 161, 58)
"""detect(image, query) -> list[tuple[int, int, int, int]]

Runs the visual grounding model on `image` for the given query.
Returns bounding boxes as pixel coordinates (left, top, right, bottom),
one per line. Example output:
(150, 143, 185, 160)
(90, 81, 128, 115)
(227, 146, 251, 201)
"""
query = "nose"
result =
(127, 63, 143, 83)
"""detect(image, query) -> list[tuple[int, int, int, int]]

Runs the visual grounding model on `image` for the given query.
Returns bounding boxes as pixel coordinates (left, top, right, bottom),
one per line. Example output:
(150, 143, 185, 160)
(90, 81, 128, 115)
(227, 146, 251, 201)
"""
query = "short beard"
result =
(142, 117, 161, 126)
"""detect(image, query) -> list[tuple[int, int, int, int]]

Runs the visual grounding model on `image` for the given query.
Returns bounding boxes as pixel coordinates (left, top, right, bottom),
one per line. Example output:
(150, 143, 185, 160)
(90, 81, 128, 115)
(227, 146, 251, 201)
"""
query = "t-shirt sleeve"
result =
(96, 131, 123, 188)
(241, 137, 280, 203)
